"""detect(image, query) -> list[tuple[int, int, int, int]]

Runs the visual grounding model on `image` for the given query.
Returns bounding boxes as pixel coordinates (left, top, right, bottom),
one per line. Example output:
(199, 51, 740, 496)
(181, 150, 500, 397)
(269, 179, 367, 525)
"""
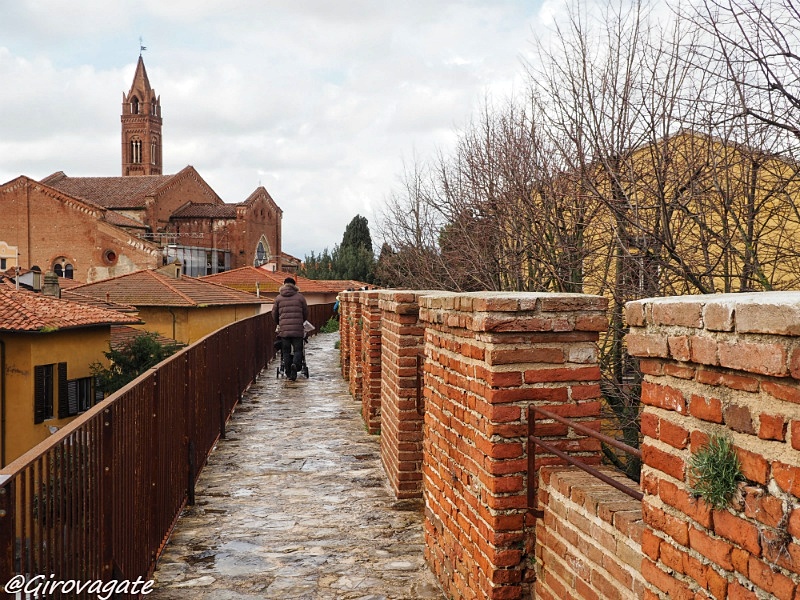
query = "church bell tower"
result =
(121, 55, 162, 176)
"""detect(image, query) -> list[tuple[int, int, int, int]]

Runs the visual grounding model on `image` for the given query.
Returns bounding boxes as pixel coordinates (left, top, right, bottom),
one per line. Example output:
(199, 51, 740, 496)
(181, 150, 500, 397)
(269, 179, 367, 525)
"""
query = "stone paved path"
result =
(150, 332, 444, 600)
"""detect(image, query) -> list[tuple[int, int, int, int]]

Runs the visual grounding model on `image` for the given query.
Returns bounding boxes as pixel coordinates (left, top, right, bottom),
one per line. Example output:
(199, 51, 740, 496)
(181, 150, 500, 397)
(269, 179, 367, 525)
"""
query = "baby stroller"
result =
(275, 334, 310, 379)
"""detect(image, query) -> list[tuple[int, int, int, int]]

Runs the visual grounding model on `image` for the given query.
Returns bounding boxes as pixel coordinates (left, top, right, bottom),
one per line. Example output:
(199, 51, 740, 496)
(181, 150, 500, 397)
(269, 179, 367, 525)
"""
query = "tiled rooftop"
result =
(201, 267, 341, 295)
(110, 325, 183, 351)
(70, 269, 268, 307)
(42, 171, 171, 209)
(171, 202, 238, 219)
(0, 287, 141, 332)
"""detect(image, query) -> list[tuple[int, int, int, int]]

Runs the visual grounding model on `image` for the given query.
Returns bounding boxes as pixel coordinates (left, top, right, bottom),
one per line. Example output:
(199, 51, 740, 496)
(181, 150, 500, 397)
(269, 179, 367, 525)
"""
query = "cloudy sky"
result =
(0, 0, 557, 259)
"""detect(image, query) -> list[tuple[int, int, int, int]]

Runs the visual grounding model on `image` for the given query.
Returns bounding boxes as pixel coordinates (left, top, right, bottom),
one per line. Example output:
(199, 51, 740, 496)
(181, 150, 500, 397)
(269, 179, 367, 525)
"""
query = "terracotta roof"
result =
(0, 287, 141, 332)
(55, 277, 86, 290)
(62, 289, 139, 313)
(103, 210, 148, 229)
(171, 202, 237, 219)
(312, 279, 375, 292)
(70, 269, 267, 307)
(42, 172, 172, 208)
(201, 267, 340, 295)
(110, 325, 183, 352)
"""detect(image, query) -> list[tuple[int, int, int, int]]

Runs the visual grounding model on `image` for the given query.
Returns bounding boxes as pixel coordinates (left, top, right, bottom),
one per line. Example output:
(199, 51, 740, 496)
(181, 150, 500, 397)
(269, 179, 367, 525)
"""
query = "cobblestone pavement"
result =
(151, 332, 444, 600)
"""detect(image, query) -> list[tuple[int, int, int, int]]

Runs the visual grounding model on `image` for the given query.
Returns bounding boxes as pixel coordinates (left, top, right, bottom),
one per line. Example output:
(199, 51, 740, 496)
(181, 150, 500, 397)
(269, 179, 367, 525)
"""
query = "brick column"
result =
(419, 291, 607, 600)
(378, 290, 435, 499)
(339, 292, 352, 380)
(342, 291, 363, 400)
(627, 292, 800, 600)
(360, 290, 382, 434)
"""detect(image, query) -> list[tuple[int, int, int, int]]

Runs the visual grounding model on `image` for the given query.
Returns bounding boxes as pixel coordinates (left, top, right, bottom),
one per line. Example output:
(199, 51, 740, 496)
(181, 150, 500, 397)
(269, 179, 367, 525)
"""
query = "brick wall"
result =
(339, 292, 351, 380)
(378, 290, 431, 499)
(360, 290, 382, 434)
(419, 291, 607, 600)
(535, 466, 645, 599)
(627, 292, 800, 599)
(343, 291, 362, 400)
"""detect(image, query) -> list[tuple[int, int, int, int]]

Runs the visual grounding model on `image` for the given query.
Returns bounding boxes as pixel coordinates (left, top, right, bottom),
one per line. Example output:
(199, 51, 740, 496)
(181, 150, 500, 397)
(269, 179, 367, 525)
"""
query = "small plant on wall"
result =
(688, 434, 744, 510)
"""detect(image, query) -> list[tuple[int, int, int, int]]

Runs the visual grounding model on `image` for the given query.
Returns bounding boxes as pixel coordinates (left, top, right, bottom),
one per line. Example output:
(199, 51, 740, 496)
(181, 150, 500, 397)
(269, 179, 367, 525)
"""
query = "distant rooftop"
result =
(0, 287, 141, 332)
(70, 269, 268, 307)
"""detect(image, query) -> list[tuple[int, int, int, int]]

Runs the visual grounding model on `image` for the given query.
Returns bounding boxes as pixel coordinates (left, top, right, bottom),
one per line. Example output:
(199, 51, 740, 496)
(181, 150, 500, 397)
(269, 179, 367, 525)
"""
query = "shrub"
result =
(688, 434, 743, 510)
(321, 317, 340, 333)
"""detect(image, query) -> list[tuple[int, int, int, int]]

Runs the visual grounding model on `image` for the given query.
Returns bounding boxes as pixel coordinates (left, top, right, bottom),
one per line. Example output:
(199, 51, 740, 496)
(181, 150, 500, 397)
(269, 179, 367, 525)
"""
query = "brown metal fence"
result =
(0, 303, 333, 596)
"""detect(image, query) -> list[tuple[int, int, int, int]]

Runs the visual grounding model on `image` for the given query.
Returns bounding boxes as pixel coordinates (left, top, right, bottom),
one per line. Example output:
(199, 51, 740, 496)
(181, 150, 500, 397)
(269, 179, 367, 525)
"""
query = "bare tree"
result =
(690, 0, 800, 139)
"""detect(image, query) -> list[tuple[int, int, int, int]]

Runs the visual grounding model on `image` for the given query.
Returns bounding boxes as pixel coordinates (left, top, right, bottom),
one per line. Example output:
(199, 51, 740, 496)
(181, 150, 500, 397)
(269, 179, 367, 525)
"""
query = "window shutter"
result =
(94, 377, 105, 403)
(67, 380, 79, 416)
(34, 365, 46, 424)
(57, 363, 69, 419)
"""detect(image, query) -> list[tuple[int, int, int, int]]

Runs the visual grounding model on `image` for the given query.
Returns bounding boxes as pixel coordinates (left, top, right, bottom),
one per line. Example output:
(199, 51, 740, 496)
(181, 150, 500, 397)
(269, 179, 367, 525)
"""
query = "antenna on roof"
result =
(139, 36, 147, 56)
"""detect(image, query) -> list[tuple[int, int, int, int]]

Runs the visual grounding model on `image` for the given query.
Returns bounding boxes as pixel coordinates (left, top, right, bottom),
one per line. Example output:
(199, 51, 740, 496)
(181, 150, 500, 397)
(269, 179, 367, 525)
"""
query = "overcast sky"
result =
(0, 0, 558, 259)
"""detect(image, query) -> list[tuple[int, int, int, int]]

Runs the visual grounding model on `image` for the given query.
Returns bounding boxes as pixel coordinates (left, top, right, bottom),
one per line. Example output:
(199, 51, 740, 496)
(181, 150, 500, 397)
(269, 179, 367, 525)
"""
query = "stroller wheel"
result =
(276, 367, 280, 378)
(302, 366, 309, 378)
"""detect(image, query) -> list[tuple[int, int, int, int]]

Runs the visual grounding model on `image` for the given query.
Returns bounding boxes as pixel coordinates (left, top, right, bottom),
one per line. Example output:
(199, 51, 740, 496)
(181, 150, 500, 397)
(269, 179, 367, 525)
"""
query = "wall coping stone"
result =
(626, 291, 800, 335)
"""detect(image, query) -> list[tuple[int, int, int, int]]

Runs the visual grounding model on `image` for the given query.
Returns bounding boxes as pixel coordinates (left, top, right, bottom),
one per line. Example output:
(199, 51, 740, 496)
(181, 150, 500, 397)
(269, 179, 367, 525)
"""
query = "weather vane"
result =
(139, 36, 147, 56)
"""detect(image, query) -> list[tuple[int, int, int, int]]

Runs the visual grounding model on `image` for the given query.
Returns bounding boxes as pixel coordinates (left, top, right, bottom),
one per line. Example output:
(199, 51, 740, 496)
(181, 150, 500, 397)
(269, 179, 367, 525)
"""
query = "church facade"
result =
(0, 56, 282, 282)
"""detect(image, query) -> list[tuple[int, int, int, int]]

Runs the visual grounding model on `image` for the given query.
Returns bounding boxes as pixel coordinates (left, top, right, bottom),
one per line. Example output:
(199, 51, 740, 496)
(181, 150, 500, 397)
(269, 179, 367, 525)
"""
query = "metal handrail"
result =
(528, 405, 642, 519)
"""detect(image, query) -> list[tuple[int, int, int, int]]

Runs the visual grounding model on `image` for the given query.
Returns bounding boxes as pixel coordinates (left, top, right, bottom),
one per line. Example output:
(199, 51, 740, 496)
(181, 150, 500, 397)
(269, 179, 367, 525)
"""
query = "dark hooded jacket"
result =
(272, 283, 308, 338)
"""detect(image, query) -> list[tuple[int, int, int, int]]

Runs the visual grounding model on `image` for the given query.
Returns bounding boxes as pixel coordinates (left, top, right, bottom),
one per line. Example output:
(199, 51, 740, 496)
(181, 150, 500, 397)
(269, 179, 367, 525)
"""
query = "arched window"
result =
(131, 139, 142, 164)
(151, 140, 156, 164)
(64, 264, 74, 279)
(53, 264, 63, 277)
(131, 97, 139, 114)
(254, 236, 270, 267)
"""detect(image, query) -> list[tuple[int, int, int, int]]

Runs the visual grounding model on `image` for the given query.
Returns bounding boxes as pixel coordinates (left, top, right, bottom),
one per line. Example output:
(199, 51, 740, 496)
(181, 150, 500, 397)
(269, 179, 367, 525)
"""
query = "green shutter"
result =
(34, 365, 46, 424)
(57, 363, 69, 419)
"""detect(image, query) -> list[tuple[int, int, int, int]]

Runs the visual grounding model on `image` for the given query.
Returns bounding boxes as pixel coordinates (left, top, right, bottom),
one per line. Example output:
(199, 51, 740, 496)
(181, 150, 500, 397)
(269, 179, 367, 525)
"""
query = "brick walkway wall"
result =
(627, 292, 800, 599)
(360, 291, 382, 434)
(377, 290, 431, 499)
(534, 466, 645, 599)
(418, 292, 607, 600)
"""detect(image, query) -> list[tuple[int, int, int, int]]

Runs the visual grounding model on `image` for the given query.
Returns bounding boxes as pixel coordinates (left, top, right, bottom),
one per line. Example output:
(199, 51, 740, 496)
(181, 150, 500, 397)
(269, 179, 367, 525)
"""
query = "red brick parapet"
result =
(418, 291, 607, 600)
(534, 466, 645, 599)
(377, 290, 437, 500)
(341, 291, 363, 400)
(359, 291, 382, 433)
(627, 292, 800, 600)
(339, 291, 353, 380)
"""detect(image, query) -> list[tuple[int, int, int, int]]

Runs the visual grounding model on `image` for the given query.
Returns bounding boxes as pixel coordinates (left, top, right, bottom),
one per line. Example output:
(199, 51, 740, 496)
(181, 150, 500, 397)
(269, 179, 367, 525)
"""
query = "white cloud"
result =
(0, 0, 547, 258)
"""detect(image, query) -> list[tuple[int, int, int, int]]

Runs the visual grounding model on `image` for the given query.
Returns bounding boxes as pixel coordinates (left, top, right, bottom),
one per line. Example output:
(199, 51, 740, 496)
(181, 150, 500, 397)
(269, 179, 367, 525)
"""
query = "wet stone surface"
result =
(151, 332, 444, 600)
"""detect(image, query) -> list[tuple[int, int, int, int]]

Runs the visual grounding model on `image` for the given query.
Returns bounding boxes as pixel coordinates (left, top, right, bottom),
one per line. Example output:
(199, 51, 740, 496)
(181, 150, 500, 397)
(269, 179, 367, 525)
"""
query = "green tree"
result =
(301, 215, 376, 283)
(91, 332, 181, 395)
(300, 248, 336, 279)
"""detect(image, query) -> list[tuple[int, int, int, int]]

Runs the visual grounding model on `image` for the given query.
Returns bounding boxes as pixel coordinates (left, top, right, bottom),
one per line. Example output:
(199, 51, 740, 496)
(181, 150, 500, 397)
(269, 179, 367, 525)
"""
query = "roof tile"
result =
(70, 269, 267, 307)
(0, 287, 141, 332)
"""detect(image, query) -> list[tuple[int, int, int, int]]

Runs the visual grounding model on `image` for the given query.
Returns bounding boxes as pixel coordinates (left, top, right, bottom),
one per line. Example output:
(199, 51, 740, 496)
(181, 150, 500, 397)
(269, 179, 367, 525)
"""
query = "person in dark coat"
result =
(272, 277, 309, 380)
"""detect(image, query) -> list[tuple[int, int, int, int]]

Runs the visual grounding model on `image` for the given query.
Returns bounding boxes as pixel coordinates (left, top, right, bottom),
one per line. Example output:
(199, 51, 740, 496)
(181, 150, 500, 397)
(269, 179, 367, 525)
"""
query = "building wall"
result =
(133, 304, 262, 345)
(2, 328, 111, 465)
(0, 178, 161, 282)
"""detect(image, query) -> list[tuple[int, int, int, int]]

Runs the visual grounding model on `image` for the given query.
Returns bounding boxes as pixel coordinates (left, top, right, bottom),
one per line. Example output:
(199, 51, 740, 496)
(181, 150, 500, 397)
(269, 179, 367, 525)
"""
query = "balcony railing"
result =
(0, 303, 334, 595)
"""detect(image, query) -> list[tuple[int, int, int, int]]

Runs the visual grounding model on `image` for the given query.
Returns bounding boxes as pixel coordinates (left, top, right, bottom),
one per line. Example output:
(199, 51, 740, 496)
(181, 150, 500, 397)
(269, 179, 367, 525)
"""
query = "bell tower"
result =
(121, 55, 162, 176)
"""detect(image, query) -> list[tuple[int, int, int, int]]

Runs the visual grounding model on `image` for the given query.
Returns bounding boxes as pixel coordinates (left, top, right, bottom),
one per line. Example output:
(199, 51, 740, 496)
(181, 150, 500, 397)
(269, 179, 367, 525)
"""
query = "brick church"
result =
(0, 56, 283, 282)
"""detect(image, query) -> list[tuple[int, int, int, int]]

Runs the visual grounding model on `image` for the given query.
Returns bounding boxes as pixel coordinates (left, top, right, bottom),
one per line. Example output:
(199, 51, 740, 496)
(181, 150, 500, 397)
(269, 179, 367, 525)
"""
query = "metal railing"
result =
(527, 405, 642, 519)
(0, 302, 334, 595)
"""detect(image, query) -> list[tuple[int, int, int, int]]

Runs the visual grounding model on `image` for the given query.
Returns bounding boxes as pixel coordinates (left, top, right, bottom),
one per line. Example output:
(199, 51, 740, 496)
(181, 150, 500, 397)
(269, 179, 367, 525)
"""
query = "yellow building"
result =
(0, 285, 140, 466)
(67, 266, 268, 345)
(0, 241, 18, 273)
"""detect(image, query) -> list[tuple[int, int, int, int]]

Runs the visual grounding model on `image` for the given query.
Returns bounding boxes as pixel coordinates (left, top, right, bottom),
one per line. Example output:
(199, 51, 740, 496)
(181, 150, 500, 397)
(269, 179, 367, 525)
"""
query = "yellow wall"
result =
(132, 304, 262, 345)
(2, 327, 111, 466)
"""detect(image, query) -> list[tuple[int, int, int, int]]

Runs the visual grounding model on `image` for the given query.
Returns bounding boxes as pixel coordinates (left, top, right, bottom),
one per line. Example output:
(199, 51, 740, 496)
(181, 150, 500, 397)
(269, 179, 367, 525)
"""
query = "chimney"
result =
(41, 271, 61, 298)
